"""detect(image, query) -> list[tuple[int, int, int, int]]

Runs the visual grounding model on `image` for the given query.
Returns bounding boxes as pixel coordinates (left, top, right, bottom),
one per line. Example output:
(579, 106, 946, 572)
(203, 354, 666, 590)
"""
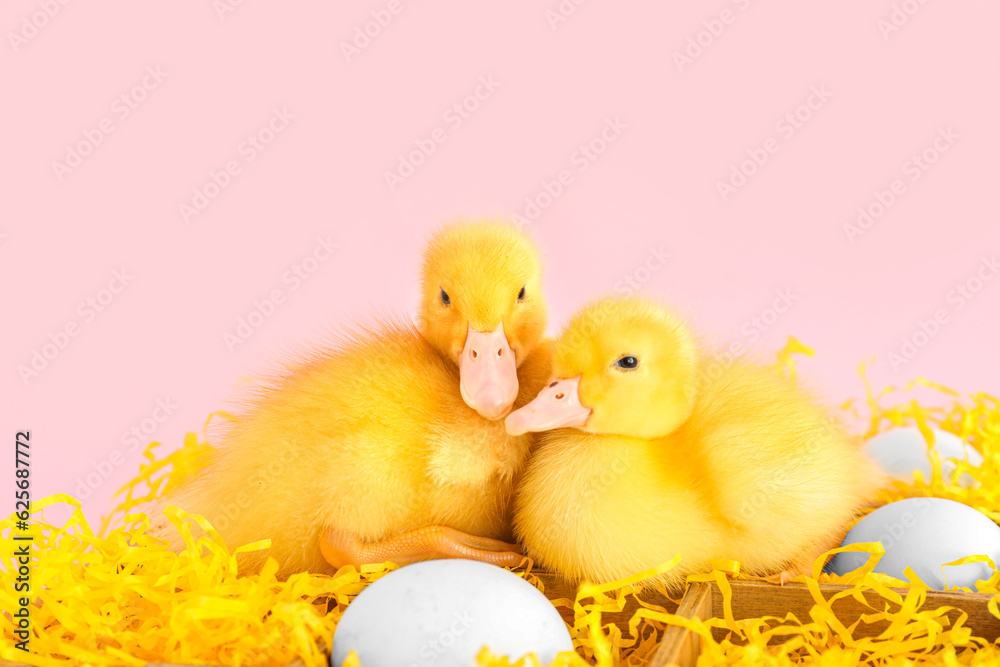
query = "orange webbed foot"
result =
(320, 525, 526, 570)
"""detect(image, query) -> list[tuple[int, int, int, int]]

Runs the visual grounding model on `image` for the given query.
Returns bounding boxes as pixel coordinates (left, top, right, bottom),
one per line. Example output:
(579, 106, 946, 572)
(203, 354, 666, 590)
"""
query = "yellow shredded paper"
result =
(3, 342, 1000, 666)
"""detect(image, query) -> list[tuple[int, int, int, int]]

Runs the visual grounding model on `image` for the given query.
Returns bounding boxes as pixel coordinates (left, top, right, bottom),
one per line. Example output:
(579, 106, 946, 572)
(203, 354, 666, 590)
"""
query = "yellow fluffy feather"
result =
(150, 221, 552, 577)
(510, 296, 885, 589)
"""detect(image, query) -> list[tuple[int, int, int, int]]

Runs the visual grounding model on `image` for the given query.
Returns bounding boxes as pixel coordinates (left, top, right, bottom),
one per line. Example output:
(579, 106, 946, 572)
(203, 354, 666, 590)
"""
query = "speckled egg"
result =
(330, 559, 574, 666)
(827, 497, 1000, 590)
(864, 426, 983, 486)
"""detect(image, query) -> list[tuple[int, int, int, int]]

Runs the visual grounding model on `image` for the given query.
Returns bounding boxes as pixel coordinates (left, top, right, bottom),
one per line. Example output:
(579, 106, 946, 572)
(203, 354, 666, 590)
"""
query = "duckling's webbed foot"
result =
(320, 525, 526, 570)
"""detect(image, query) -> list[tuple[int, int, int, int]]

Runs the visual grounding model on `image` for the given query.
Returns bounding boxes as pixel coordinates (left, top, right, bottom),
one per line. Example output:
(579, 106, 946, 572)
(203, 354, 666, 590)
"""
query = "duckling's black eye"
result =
(440, 288, 451, 306)
(613, 355, 639, 370)
(517, 286, 526, 302)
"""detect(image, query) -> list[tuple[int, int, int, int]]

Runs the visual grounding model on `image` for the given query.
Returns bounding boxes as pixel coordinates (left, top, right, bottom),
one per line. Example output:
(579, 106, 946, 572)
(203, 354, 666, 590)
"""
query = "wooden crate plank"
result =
(651, 583, 712, 667)
(534, 569, 580, 632)
(534, 570, 680, 642)
(709, 580, 1000, 643)
(647, 579, 1000, 664)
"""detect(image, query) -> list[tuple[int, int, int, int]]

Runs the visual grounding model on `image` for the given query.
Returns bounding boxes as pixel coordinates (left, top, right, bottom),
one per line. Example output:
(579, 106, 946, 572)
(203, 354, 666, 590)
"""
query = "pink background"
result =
(3, 0, 998, 524)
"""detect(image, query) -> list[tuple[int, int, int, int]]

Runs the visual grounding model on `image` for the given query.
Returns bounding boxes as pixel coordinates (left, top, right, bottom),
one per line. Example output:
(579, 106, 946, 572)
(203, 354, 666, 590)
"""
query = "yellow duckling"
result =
(153, 222, 552, 576)
(507, 296, 884, 589)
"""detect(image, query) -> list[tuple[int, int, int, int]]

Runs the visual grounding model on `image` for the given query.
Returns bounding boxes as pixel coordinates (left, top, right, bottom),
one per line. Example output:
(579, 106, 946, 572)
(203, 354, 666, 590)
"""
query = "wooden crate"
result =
(533, 570, 680, 639)
(6, 575, 996, 666)
(651, 579, 1000, 666)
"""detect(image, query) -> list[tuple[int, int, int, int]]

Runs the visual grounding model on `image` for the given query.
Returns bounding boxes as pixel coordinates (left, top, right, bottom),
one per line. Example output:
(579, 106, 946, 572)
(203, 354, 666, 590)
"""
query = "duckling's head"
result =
(419, 221, 547, 420)
(506, 296, 697, 439)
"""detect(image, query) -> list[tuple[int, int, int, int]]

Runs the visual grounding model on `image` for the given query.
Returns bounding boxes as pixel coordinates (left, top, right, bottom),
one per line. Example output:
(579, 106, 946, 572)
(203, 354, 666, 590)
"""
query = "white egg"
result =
(827, 498, 1000, 590)
(864, 426, 983, 486)
(330, 559, 574, 666)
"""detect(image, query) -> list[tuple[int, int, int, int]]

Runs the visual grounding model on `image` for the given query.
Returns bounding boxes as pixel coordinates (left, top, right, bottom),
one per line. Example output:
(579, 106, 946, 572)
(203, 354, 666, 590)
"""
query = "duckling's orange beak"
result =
(460, 322, 519, 420)
(505, 376, 591, 436)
